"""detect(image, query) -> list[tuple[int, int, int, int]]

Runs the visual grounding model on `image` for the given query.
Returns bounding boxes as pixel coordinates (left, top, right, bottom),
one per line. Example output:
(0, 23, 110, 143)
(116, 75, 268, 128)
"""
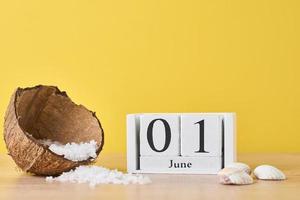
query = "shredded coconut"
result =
(46, 166, 151, 187)
(39, 139, 98, 161)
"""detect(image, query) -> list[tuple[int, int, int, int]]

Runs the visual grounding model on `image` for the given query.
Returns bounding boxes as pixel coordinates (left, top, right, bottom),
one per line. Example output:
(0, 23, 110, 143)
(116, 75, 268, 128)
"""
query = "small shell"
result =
(218, 167, 253, 185)
(226, 162, 251, 174)
(253, 165, 286, 180)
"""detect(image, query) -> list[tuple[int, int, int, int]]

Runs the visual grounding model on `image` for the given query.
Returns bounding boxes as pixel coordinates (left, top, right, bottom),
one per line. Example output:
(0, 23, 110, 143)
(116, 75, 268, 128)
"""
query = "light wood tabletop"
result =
(0, 153, 299, 200)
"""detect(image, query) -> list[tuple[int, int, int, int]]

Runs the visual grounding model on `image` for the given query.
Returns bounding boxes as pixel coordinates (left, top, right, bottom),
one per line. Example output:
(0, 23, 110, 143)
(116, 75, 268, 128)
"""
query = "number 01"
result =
(146, 118, 209, 153)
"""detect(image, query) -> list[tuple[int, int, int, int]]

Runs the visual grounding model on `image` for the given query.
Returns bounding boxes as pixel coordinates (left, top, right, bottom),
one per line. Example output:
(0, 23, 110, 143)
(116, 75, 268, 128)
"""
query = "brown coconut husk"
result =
(3, 85, 104, 176)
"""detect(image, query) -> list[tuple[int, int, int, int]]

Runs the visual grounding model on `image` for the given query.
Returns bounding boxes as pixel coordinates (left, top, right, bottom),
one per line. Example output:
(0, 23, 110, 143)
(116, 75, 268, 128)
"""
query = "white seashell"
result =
(253, 165, 286, 180)
(226, 162, 251, 174)
(218, 167, 254, 185)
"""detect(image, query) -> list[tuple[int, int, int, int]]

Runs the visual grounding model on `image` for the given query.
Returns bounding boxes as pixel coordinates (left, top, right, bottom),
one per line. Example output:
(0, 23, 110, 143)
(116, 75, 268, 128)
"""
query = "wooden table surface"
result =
(0, 153, 300, 200)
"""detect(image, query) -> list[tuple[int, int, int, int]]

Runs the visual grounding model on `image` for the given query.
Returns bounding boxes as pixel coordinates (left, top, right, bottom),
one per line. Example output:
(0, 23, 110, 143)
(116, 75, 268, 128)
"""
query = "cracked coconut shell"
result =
(3, 85, 104, 176)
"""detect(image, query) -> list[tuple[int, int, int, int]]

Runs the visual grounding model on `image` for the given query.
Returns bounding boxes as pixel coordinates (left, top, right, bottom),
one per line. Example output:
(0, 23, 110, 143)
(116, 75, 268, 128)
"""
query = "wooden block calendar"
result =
(127, 113, 236, 174)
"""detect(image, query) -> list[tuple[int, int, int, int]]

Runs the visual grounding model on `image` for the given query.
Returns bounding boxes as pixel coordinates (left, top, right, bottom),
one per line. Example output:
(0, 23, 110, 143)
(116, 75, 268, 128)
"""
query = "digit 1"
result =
(194, 120, 209, 153)
(147, 119, 171, 152)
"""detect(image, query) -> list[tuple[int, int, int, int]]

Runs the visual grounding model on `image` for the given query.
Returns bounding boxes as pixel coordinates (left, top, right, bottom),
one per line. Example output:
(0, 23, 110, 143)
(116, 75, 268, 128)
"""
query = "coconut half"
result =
(4, 85, 104, 176)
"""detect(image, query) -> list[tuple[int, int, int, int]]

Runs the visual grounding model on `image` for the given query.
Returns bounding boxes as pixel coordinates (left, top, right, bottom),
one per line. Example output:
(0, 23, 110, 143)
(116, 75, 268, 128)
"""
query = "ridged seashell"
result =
(218, 167, 254, 185)
(253, 165, 286, 180)
(226, 162, 251, 174)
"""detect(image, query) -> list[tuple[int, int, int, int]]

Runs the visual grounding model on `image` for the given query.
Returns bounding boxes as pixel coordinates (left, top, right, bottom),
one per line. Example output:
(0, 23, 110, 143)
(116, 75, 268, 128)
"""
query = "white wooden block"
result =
(127, 113, 236, 174)
(140, 114, 180, 156)
(223, 113, 236, 167)
(140, 156, 222, 174)
(181, 115, 222, 157)
(127, 114, 140, 172)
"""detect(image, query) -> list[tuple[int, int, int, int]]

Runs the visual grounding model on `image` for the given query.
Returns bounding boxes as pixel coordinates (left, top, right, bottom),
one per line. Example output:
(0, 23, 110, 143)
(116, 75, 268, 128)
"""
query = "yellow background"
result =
(0, 0, 300, 154)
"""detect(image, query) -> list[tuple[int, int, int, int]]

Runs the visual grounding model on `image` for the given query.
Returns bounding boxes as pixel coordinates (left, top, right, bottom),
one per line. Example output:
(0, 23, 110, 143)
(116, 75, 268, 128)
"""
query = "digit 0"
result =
(147, 119, 171, 152)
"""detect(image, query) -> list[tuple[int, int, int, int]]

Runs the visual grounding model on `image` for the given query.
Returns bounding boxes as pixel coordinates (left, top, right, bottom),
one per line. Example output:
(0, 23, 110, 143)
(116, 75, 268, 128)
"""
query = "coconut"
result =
(3, 85, 104, 176)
